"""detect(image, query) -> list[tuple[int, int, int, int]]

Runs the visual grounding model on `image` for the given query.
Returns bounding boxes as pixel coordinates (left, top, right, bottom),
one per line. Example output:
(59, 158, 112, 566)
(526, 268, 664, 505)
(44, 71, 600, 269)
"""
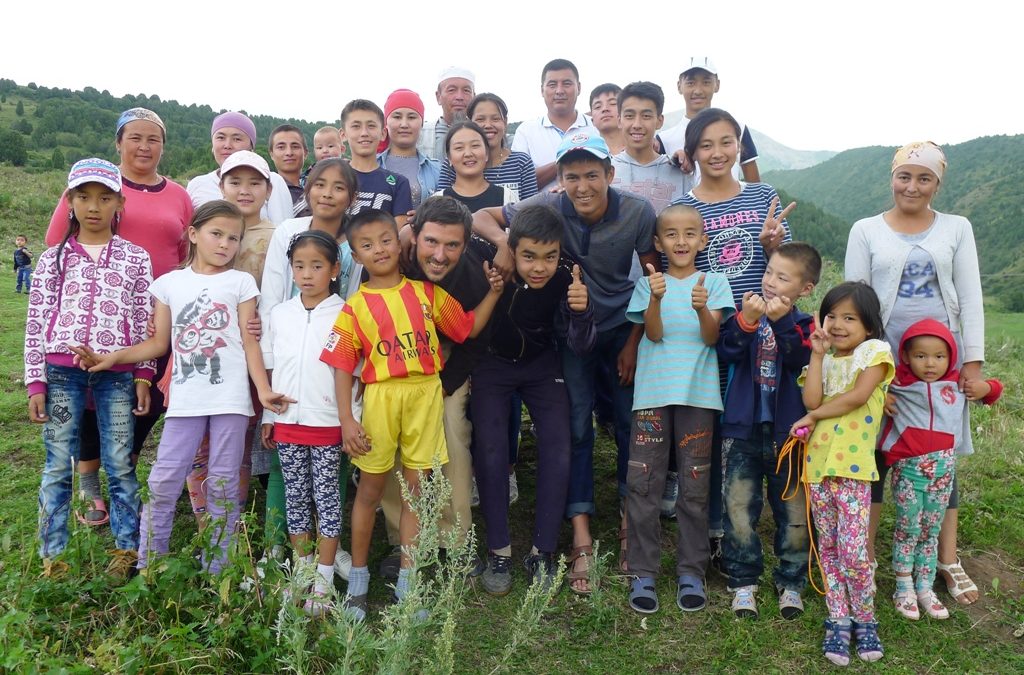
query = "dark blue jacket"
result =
(717, 308, 815, 447)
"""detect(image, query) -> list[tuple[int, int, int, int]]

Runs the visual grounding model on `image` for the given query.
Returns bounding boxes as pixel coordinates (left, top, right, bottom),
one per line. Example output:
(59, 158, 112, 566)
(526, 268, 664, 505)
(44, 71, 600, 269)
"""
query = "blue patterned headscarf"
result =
(116, 108, 166, 139)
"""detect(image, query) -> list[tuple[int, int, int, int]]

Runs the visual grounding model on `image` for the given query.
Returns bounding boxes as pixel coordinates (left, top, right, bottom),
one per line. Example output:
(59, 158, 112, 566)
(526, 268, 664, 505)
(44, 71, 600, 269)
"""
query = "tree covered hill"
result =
(773, 188, 849, 264)
(0, 78, 332, 178)
(765, 135, 1024, 310)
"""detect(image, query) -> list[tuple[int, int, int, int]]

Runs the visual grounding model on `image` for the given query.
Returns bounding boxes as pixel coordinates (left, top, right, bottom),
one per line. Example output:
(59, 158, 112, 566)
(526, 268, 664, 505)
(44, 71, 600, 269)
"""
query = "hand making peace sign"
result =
(759, 196, 796, 253)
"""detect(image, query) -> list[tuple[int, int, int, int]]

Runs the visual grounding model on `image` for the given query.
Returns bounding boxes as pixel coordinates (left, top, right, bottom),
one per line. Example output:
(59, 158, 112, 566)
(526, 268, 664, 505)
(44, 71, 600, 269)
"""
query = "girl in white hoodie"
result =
(261, 230, 348, 616)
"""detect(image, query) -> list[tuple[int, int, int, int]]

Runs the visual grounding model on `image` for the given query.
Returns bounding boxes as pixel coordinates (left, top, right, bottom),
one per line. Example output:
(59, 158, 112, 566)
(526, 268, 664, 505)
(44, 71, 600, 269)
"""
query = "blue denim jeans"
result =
(38, 364, 140, 557)
(721, 424, 809, 591)
(561, 322, 634, 518)
(17, 265, 32, 291)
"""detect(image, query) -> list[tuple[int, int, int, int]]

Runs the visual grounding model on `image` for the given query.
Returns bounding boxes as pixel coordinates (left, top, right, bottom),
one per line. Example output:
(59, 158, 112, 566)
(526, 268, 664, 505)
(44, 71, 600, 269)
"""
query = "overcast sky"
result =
(2, 0, 1020, 152)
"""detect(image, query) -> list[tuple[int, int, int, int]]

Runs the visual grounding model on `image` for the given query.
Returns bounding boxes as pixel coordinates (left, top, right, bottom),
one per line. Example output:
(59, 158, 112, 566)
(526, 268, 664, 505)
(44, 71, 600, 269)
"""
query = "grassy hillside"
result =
(765, 135, 1024, 309)
(749, 129, 836, 172)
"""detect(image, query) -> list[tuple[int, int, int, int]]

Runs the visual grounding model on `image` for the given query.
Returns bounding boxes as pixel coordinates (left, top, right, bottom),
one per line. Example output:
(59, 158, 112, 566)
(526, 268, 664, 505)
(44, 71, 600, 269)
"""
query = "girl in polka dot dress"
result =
(789, 282, 895, 667)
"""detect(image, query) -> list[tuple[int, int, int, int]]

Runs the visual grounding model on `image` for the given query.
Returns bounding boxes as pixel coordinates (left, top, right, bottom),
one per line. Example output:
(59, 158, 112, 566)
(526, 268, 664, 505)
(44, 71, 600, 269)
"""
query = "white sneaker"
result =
(333, 549, 353, 581)
(778, 588, 804, 619)
(470, 477, 480, 507)
(304, 592, 333, 617)
(731, 585, 758, 618)
(508, 472, 519, 505)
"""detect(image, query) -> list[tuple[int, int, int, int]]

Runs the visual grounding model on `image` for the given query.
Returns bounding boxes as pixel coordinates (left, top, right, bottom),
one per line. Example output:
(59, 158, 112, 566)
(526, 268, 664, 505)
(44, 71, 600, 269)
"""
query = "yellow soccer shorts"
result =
(354, 375, 449, 474)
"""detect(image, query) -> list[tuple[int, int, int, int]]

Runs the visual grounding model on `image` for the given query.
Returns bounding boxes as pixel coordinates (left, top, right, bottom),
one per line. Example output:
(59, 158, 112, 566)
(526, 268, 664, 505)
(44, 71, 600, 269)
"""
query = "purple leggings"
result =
(139, 414, 248, 574)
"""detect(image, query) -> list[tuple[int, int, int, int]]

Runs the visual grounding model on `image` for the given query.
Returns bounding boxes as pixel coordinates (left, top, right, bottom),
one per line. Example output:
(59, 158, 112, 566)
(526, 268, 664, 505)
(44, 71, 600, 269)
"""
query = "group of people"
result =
(21, 56, 1000, 666)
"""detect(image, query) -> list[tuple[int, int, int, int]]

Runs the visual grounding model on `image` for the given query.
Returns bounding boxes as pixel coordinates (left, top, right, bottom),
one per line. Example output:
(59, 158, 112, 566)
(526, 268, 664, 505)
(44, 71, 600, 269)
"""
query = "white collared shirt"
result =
(511, 111, 595, 188)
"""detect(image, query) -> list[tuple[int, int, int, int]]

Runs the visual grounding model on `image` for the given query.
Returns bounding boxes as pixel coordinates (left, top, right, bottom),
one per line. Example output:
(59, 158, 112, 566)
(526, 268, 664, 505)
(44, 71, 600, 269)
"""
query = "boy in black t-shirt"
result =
(340, 99, 413, 226)
(14, 234, 32, 293)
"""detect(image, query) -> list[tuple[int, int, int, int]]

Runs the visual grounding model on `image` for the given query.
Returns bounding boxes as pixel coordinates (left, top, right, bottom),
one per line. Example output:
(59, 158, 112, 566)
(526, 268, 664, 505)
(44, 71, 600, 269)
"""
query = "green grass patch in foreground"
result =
(988, 312, 1024, 344)
(1, 268, 1023, 672)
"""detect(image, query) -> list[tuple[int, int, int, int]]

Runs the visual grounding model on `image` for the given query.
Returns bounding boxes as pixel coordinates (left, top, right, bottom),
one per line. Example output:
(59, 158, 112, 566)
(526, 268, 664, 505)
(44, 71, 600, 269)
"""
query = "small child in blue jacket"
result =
(717, 242, 820, 619)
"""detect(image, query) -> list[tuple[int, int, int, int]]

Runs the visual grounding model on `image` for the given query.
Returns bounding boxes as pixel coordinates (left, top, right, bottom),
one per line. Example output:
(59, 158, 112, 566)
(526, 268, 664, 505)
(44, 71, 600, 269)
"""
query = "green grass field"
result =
(989, 313, 1024, 344)
(1, 168, 1023, 672)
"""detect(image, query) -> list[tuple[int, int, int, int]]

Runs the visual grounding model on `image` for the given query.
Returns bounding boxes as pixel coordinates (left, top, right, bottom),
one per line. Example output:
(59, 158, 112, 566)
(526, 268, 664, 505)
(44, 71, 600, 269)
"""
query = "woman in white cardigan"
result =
(845, 141, 986, 607)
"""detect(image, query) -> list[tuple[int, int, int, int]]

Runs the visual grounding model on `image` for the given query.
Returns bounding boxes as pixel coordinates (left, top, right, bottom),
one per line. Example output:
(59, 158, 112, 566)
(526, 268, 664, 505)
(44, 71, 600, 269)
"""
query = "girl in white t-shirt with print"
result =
(78, 200, 292, 575)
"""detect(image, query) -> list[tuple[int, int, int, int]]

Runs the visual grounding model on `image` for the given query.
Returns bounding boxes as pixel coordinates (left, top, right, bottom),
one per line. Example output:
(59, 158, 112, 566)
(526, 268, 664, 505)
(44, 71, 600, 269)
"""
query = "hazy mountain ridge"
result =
(661, 109, 837, 171)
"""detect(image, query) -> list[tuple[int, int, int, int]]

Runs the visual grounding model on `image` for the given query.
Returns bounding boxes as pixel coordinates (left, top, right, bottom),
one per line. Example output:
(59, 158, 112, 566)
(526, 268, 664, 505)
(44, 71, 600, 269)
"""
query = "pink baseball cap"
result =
(218, 150, 271, 180)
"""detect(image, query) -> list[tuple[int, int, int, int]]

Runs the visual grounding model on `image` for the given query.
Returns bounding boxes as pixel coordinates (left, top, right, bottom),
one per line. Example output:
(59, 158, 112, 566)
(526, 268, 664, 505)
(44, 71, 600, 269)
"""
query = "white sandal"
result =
(936, 557, 979, 605)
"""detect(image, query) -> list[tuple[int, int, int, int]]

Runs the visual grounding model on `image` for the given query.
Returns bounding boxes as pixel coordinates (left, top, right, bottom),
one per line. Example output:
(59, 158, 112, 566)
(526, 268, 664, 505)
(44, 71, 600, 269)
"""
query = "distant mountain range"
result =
(661, 109, 837, 171)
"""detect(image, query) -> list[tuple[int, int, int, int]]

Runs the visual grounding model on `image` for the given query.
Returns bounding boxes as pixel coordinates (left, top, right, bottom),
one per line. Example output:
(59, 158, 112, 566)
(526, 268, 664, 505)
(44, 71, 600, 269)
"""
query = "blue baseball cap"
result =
(555, 132, 610, 163)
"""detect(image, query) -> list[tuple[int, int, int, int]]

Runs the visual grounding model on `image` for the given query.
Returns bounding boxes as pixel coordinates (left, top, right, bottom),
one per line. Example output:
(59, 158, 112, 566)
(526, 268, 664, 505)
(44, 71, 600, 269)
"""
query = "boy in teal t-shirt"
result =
(623, 204, 733, 615)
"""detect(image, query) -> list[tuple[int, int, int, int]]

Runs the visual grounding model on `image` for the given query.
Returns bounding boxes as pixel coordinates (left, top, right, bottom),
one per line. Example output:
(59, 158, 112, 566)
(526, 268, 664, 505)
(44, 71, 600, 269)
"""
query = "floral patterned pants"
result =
(891, 449, 955, 591)
(810, 476, 875, 622)
(277, 442, 343, 539)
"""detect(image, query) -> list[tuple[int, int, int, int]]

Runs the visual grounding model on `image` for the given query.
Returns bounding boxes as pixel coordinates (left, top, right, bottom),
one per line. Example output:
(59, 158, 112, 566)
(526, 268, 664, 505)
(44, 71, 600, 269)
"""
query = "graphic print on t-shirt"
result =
(897, 254, 937, 299)
(374, 301, 437, 365)
(704, 224, 757, 279)
(352, 189, 396, 214)
(617, 178, 679, 214)
(173, 289, 230, 385)
(755, 318, 779, 422)
(755, 320, 778, 389)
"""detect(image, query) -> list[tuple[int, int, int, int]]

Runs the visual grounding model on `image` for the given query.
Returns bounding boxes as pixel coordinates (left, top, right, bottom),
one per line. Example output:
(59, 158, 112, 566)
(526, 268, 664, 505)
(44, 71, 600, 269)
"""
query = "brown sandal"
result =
(567, 544, 594, 595)
(618, 528, 629, 575)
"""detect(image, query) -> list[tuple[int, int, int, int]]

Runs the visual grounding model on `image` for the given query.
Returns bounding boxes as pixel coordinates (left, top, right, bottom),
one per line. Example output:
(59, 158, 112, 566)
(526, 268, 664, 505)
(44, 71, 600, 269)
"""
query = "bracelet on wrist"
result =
(735, 312, 759, 333)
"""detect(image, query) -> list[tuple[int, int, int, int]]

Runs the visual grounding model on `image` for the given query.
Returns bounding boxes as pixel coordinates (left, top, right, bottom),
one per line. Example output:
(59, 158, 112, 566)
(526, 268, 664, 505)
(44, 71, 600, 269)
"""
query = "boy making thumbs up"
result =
(715, 241, 821, 620)
(469, 205, 596, 594)
(624, 204, 735, 614)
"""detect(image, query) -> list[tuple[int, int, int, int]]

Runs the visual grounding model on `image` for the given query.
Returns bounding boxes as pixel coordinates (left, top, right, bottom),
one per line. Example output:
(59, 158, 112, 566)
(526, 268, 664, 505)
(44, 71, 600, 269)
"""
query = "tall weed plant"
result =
(0, 457, 567, 673)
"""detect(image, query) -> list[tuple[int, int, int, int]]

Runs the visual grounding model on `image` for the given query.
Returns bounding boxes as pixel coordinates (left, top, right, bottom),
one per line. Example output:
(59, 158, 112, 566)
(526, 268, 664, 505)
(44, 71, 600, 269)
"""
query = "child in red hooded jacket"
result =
(879, 318, 1001, 621)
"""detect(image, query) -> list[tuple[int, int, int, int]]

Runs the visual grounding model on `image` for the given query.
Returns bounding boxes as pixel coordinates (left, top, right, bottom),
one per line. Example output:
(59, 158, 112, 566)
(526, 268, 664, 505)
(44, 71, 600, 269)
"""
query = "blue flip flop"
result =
(677, 575, 706, 612)
(629, 576, 659, 614)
